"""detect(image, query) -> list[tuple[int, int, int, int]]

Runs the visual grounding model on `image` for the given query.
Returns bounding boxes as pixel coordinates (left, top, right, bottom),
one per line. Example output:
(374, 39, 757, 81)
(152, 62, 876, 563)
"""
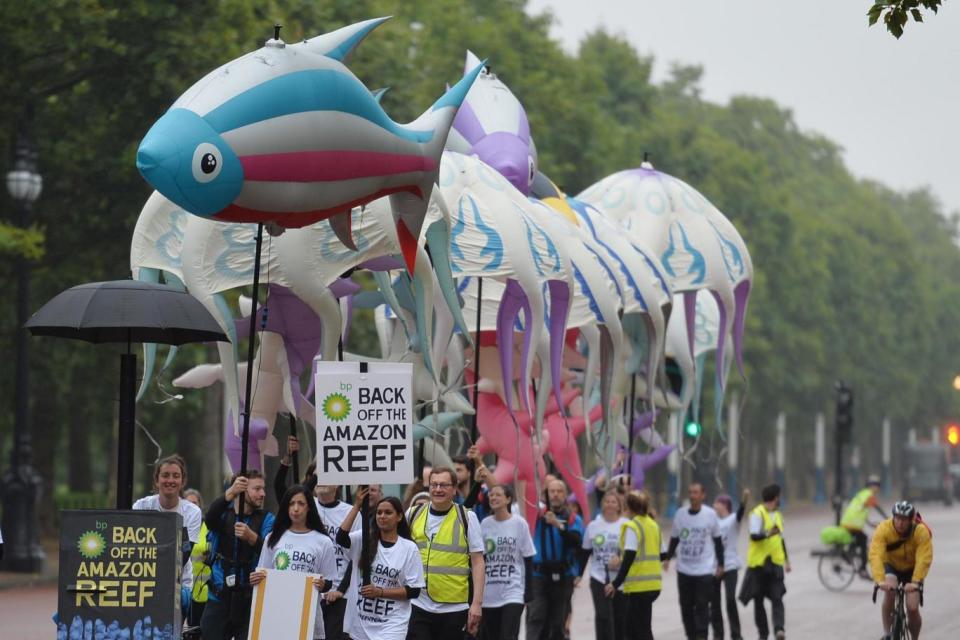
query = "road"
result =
(2, 503, 955, 639)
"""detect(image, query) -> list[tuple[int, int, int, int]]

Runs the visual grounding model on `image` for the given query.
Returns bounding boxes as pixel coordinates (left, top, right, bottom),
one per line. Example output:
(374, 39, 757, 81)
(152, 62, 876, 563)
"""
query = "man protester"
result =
(315, 483, 360, 639)
(201, 470, 275, 640)
(526, 478, 584, 640)
(407, 466, 485, 639)
(739, 484, 790, 640)
(663, 482, 724, 640)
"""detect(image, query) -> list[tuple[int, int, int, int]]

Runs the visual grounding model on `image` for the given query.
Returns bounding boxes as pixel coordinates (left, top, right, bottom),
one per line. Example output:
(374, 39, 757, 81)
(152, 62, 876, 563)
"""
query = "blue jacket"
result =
(204, 495, 275, 601)
(532, 509, 584, 578)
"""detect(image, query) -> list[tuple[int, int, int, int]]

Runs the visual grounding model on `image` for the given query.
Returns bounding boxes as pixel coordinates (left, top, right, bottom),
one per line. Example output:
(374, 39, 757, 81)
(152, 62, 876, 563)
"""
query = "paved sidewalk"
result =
(0, 538, 59, 591)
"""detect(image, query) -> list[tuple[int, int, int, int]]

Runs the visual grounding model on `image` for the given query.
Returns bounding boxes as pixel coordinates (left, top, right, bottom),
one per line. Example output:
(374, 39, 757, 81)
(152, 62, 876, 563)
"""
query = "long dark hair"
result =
(359, 496, 411, 581)
(268, 484, 323, 548)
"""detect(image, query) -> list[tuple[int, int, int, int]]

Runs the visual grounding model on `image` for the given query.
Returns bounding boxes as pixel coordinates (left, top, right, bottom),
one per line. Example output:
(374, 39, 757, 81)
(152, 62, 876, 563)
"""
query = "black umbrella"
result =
(26, 279, 229, 509)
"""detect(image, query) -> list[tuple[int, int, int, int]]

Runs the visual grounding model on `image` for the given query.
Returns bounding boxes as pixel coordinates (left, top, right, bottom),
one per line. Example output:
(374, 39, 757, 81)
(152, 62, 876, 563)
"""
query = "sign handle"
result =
(360, 485, 371, 586)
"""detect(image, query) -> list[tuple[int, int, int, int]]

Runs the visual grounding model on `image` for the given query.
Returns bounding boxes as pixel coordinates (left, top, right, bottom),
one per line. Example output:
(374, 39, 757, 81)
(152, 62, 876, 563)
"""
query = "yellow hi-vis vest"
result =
(747, 505, 785, 568)
(841, 488, 874, 530)
(410, 504, 471, 603)
(620, 515, 662, 593)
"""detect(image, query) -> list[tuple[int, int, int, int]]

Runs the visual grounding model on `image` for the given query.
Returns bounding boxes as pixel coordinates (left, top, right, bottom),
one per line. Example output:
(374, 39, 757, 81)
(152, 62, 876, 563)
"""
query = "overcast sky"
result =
(527, 0, 960, 214)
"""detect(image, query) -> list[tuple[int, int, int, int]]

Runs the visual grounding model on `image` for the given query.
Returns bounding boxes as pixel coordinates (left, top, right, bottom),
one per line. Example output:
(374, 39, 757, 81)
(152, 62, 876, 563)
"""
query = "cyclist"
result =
(842, 475, 885, 575)
(868, 501, 933, 640)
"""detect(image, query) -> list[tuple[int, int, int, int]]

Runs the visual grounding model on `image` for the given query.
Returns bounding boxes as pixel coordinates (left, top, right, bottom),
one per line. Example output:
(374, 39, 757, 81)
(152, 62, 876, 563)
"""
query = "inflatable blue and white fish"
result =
(137, 17, 483, 272)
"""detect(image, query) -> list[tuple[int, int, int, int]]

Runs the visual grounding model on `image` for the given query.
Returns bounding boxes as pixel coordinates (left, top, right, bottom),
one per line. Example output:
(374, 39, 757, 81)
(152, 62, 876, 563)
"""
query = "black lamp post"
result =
(1, 131, 46, 572)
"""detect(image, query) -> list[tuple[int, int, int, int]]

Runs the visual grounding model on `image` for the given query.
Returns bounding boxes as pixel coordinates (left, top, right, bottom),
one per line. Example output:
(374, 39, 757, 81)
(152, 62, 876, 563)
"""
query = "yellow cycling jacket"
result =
(868, 518, 933, 584)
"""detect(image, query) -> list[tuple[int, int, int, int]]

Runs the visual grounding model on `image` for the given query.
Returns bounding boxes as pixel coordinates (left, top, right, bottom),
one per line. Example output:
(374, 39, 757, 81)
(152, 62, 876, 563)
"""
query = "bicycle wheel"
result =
(818, 549, 855, 591)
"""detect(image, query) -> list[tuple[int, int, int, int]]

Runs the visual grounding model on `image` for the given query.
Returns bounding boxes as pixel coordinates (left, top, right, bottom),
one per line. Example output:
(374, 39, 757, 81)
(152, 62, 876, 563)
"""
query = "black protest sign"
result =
(58, 510, 181, 638)
(314, 361, 414, 484)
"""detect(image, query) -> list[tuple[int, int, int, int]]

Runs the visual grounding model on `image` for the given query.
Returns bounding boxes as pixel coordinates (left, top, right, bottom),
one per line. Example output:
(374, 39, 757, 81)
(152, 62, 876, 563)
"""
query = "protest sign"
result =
(58, 510, 181, 638)
(248, 569, 320, 640)
(314, 360, 414, 484)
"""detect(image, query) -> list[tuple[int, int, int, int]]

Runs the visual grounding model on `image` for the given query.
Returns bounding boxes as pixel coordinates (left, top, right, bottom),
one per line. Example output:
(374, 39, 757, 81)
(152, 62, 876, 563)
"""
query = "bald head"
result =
(547, 479, 568, 509)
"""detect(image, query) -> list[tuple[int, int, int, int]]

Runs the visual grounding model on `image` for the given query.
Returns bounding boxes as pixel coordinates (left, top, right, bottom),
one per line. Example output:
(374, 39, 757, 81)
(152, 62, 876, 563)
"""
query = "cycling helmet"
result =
(892, 500, 915, 518)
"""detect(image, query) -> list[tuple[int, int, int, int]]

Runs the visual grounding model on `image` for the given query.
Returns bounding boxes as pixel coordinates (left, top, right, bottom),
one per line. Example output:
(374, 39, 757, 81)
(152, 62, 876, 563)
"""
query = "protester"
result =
(740, 484, 789, 640)
(606, 490, 664, 640)
(183, 488, 211, 627)
(407, 466, 486, 639)
(133, 455, 202, 617)
(663, 482, 724, 640)
(479, 484, 536, 640)
(452, 455, 476, 505)
(251, 484, 337, 640)
(202, 469, 275, 640)
(580, 489, 628, 640)
(711, 489, 749, 640)
(337, 487, 425, 640)
(526, 478, 584, 640)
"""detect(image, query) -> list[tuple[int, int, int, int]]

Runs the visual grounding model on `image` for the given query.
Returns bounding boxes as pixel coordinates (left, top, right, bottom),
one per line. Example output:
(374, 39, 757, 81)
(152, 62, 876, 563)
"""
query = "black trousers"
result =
(677, 573, 714, 640)
(480, 602, 524, 640)
(322, 597, 348, 639)
(710, 570, 741, 639)
(624, 590, 659, 640)
(850, 530, 868, 570)
(406, 605, 468, 640)
(526, 576, 574, 640)
(752, 567, 785, 639)
(199, 597, 249, 640)
(589, 577, 625, 640)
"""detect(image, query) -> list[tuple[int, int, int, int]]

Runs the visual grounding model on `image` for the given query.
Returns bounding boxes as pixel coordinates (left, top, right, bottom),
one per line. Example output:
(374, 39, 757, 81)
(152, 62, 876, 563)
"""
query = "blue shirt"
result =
(532, 510, 584, 578)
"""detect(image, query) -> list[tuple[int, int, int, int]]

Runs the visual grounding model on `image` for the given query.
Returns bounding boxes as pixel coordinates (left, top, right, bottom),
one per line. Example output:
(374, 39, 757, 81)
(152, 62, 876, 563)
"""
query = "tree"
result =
(868, 0, 945, 38)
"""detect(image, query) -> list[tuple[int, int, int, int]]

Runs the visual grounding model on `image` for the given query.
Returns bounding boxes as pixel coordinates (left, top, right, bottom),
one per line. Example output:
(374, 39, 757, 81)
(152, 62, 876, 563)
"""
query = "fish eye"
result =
(528, 156, 536, 184)
(192, 143, 223, 183)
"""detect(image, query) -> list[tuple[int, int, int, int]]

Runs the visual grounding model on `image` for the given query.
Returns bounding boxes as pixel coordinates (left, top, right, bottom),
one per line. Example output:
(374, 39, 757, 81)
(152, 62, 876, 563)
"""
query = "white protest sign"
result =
(248, 569, 319, 640)
(313, 360, 414, 484)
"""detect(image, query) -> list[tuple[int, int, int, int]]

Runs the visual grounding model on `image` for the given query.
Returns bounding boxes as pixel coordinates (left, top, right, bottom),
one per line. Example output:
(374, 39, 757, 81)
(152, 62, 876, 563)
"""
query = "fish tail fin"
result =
(393, 62, 485, 273)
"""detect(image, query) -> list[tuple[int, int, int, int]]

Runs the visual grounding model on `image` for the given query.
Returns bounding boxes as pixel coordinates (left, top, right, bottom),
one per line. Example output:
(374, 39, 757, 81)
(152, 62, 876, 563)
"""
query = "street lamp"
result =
(1, 131, 46, 572)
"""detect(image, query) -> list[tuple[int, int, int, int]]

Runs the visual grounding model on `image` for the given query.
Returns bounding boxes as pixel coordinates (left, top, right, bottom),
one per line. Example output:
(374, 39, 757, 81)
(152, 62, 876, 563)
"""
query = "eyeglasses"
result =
(429, 482, 454, 490)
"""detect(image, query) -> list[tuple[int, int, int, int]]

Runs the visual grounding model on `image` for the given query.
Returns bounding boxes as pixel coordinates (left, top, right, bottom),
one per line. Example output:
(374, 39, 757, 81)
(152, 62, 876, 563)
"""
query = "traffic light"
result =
(835, 382, 854, 444)
(685, 418, 702, 438)
(947, 424, 960, 447)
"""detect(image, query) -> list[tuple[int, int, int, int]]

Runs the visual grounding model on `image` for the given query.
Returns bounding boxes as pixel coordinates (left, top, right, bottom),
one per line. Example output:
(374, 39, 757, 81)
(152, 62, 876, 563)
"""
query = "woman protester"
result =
(183, 488, 210, 627)
(605, 491, 663, 640)
(479, 485, 536, 640)
(336, 487, 425, 640)
(251, 485, 338, 639)
(133, 455, 203, 615)
(581, 490, 629, 640)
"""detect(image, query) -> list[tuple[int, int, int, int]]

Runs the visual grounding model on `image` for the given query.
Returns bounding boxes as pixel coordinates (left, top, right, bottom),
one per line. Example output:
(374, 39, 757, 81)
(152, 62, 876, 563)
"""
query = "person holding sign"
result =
(252, 485, 338, 639)
(479, 485, 536, 640)
(407, 466, 486, 639)
(335, 487, 425, 640)
(132, 455, 202, 615)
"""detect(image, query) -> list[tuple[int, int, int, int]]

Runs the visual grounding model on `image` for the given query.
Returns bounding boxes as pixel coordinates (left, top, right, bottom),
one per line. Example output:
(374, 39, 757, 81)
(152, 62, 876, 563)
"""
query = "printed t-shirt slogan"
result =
(314, 360, 414, 484)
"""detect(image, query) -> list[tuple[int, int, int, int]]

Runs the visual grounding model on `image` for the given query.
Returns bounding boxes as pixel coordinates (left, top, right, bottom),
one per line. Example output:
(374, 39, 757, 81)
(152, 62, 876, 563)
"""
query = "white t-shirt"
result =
(258, 529, 338, 640)
(670, 506, 721, 576)
(582, 516, 628, 585)
(316, 499, 360, 586)
(407, 505, 484, 613)
(133, 495, 202, 590)
(343, 531, 425, 640)
(481, 515, 536, 607)
(718, 513, 742, 571)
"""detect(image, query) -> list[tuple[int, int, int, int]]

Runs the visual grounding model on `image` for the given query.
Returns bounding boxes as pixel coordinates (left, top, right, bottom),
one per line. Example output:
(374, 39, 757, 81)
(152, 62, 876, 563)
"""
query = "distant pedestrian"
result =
(183, 488, 210, 627)
(663, 482, 724, 640)
(740, 484, 789, 640)
(711, 489, 749, 640)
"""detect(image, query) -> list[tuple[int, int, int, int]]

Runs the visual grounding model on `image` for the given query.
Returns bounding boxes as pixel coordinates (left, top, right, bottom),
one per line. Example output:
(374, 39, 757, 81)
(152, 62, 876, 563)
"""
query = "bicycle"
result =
(872, 583, 923, 640)
(810, 540, 869, 591)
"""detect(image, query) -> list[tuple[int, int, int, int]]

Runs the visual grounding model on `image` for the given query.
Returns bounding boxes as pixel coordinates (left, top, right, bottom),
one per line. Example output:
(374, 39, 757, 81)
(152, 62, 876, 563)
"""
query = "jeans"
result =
(589, 577, 623, 640)
(677, 573, 715, 640)
(710, 570, 741, 639)
(200, 596, 249, 640)
(624, 590, 659, 640)
(406, 605, 468, 640)
(480, 602, 524, 640)
(526, 576, 574, 640)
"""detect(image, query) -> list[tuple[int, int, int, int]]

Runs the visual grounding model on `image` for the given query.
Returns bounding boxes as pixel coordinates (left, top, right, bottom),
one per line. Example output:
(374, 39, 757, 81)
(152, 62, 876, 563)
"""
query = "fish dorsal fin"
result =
(299, 16, 391, 62)
(371, 87, 390, 104)
(464, 50, 484, 75)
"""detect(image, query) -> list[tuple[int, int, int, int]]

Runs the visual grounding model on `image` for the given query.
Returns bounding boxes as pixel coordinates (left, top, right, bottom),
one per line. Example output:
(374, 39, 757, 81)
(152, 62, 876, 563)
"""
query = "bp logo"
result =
(593, 533, 607, 546)
(484, 538, 496, 554)
(322, 392, 351, 422)
(274, 551, 291, 570)
(77, 530, 106, 559)
(680, 528, 690, 540)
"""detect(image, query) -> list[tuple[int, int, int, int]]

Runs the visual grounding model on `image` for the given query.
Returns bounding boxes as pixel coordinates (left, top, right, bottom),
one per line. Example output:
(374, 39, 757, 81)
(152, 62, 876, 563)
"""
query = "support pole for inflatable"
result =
(881, 418, 891, 497)
(775, 412, 786, 508)
(117, 336, 136, 510)
(726, 392, 739, 495)
(360, 484, 371, 586)
(471, 277, 483, 442)
(627, 374, 637, 478)
(238, 222, 265, 516)
(666, 411, 679, 518)
(288, 413, 300, 483)
(813, 413, 827, 504)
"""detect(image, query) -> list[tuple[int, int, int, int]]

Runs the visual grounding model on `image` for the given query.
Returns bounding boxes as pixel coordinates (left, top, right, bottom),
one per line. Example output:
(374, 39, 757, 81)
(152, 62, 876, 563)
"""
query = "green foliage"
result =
(868, 1, 944, 38)
(1, 1, 958, 520)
